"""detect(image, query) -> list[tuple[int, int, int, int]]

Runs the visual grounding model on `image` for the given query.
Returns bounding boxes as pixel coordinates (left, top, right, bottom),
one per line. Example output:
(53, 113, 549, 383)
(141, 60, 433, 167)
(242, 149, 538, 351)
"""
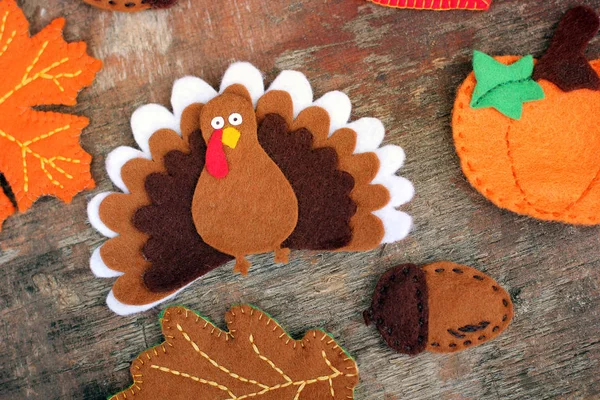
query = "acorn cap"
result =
(364, 264, 429, 355)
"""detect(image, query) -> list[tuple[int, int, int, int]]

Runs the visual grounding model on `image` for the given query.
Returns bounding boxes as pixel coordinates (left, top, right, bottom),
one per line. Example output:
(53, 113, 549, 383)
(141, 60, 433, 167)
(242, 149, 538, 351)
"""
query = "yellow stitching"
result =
(0, 125, 80, 191)
(0, 11, 7, 44)
(0, 40, 82, 106)
(150, 365, 236, 398)
(293, 382, 306, 400)
(233, 338, 348, 400)
(176, 324, 270, 389)
(0, 11, 16, 58)
(0, 30, 15, 58)
(118, 309, 356, 400)
(249, 334, 293, 383)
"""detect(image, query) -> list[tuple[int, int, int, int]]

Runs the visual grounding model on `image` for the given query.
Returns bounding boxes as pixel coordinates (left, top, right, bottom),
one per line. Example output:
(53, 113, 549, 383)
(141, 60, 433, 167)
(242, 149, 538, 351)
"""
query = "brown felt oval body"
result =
(366, 262, 513, 355)
(81, 0, 177, 12)
(423, 262, 513, 353)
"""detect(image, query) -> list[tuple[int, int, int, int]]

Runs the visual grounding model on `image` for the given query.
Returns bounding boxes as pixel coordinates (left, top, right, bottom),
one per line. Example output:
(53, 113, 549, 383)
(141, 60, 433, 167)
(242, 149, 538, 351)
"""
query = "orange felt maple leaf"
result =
(0, 0, 102, 230)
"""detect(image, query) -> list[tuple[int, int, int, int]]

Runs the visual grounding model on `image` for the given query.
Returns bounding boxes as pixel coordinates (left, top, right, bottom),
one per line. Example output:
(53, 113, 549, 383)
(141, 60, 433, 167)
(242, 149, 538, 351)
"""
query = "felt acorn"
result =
(453, 6, 600, 224)
(88, 62, 414, 315)
(364, 262, 513, 355)
(81, 0, 178, 12)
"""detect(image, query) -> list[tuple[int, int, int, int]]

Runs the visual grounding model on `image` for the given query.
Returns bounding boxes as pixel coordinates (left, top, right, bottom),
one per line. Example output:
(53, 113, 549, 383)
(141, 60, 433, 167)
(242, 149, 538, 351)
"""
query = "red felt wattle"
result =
(206, 129, 229, 179)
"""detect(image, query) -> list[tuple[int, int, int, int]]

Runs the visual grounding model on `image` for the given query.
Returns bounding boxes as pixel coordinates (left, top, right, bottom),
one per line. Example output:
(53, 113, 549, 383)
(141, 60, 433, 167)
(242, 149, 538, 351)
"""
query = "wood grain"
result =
(1, 0, 600, 398)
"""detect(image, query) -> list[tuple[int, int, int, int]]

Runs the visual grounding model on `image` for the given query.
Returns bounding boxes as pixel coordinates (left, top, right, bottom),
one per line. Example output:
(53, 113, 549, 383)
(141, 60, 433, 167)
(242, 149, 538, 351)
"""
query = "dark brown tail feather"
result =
(133, 129, 233, 293)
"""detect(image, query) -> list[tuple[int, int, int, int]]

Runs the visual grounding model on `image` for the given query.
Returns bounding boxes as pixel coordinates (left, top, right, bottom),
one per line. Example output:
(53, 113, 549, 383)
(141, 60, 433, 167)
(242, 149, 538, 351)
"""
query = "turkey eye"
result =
(228, 113, 243, 126)
(211, 116, 225, 129)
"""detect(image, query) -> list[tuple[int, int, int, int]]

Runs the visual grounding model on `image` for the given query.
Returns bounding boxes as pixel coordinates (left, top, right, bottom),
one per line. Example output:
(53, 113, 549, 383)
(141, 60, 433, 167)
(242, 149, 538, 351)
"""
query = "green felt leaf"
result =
(470, 51, 545, 120)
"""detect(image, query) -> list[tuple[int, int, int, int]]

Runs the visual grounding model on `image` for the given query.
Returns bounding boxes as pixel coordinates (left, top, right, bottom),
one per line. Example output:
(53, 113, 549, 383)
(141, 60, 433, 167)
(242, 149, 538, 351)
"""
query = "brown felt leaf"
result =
(111, 305, 359, 400)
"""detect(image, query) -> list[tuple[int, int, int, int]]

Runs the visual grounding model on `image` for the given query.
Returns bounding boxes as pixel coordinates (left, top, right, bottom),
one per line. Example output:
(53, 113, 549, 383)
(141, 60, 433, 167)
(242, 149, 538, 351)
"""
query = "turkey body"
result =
(192, 150, 298, 273)
(191, 87, 299, 274)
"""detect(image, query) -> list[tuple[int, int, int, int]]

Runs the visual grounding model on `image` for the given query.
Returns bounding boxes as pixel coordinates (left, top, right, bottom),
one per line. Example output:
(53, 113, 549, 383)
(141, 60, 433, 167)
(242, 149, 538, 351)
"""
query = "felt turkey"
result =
(88, 63, 414, 315)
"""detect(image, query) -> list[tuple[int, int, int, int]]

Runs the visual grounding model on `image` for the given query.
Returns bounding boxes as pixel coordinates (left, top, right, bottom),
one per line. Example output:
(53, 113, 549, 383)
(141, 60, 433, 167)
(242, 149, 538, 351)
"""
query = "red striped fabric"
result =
(367, 0, 491, 11)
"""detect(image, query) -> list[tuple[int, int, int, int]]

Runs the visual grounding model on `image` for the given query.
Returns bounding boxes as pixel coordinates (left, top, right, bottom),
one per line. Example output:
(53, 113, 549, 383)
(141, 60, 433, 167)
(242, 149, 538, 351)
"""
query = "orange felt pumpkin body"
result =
(453, 56, 600, 224)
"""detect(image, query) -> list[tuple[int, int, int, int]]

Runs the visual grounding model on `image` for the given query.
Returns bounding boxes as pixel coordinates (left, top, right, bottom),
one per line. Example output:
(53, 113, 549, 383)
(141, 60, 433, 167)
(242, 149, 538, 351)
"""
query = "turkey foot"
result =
(233, 257, 251, 275)
(274, 247, 290, 264)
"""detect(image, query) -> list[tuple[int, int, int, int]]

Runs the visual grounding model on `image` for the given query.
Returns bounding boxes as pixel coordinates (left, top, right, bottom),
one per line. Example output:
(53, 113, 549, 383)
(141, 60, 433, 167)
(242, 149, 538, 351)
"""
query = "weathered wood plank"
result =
(1, 0, 599, 398)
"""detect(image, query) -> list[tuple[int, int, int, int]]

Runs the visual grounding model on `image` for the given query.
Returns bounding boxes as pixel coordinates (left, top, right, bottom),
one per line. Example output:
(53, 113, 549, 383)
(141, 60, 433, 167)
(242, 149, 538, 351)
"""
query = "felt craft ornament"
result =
(81, 0, 178, 12)
(453, 6, 600, 224)
(110, 305, 359, 400)
(0, 0, 102, 231)
(88, 62, 414, 315)
(366, 0, 491, 11)
(364, 262, 513, 355)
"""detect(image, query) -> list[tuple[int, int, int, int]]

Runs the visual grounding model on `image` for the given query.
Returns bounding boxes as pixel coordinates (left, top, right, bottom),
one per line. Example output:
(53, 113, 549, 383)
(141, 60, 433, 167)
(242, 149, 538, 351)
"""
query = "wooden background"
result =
(1, 0, 600, 398)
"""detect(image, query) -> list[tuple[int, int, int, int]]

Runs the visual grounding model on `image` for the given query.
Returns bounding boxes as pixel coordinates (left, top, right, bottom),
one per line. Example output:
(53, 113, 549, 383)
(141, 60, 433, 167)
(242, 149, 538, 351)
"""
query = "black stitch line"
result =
(448, 329, 466, 339)
(472, 77, 531, 107)
(458, 321, 490, 333)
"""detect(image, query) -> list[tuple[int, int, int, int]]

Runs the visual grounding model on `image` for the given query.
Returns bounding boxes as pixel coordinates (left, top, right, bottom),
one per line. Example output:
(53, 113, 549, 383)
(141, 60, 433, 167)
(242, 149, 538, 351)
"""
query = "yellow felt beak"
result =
(222, 127, 241, 149)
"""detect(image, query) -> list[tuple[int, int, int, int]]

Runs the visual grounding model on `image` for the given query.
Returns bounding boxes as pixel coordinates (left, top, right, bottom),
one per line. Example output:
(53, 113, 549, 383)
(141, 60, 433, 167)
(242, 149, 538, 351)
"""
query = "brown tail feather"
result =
(255, 99, 356, 250)
(291, 107, 330, 145)
(180, 103, 203, 142)
(132, 118, 233, 293)
(282, 103, 389, 251)
(148, 129, 189, 162)
(99, 193, 144, 234)
(255, 93, 389, 251)
(118, 158, 160, 198)
(96, 119, 222, 303)
(325, 127, 389, 251)
(99, 235, 148, 274)
(256, 91, 294, 127)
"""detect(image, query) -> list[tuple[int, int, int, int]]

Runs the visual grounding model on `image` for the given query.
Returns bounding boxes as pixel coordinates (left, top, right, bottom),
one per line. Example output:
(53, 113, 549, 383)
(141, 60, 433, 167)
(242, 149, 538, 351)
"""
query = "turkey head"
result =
(191, 84, 299, 275)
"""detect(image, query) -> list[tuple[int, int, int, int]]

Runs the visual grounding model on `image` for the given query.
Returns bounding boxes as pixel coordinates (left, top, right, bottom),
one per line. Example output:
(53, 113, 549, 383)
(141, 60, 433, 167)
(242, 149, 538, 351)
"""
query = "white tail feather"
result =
(267, 70, 313, 117)
(171, 76, 217, 121)
(313, 91, 352, 135)
(87, 192, 118, 238)
(105, 146, 148, 193)
(219, 62, 264, 107)
(347, 118, 385, 154)
(373, 207, 413, 243)
(90, 246, 123, 278)
(131, 104, 179, 155)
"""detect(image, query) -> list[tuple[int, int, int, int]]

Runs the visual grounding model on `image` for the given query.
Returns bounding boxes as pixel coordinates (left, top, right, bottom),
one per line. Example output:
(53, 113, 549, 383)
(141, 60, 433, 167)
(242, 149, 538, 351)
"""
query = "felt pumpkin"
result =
(452, 6, 600, 224)
(81, 0, 177, 12)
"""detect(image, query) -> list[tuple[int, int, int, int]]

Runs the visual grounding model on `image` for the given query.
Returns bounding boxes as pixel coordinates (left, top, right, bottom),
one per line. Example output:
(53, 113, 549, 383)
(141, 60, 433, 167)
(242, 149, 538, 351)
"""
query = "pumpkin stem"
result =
(533, 6, 600, 92)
